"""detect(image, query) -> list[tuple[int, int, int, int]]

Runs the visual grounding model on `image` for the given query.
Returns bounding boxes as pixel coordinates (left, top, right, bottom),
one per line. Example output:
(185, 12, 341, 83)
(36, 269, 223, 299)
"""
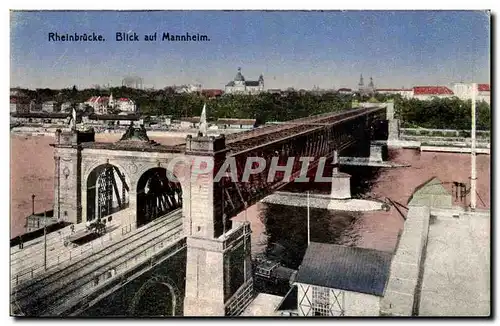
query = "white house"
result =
(115, 97, 137, 113)
(84, 96, 110, 114)
(225, 68, 264, 95)
(277, 242, 393, 316)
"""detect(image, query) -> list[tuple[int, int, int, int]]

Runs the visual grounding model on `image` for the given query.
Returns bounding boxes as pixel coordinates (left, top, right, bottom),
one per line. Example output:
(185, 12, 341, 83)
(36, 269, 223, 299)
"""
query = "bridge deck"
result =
(75, 107, 385, 154)
(11, 210, 184, 316)
(11, 208, 133, 284)
(226, 107, 385, 153)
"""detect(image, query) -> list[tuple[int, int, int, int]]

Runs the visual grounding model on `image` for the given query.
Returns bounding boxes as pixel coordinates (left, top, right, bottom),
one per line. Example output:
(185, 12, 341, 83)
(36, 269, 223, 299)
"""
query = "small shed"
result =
(293, 242, 392, 316)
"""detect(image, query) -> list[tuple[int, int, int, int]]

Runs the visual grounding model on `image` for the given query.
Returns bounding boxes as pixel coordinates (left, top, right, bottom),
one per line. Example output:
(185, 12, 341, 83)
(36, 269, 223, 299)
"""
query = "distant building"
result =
(29, 100, 42, 112)
(216, 118, 256, 130)
(10, 112, 72, 125)
(452, 83, 490, 105)
(477, 84, 491, 105)
(115, 97, 136, 113)
(179, 117, 201, 129)
(225, 68, 264, 94)
(277, 242, 392, 316)
(358, 74, 375, 96)
(42, 101, 61, 113)
(83, 94, 136, 114)
(84, 96, 110, 114)
(376, 88, 413, 99)
(10, 97, 30, 113)
(337, 88, 353, 95)
(412, 86, 454, 101)
(61, 102, 73, 112)
(82, 113, 141, 128)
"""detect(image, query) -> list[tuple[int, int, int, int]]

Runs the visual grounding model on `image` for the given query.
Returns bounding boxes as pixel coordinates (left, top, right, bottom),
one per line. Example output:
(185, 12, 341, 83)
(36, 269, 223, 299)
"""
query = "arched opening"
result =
(86, 164, 129, 222)
(130, 282, 177, 316)
(136, 167, 182, 227)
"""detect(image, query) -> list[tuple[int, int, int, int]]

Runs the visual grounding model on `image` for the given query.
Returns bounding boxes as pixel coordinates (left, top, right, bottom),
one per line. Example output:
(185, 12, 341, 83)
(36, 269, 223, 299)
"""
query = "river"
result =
(11, 134, 490, 271)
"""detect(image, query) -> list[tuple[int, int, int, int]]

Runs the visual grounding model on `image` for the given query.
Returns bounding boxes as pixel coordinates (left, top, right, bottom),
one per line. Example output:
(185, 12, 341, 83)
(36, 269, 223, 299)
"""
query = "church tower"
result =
(109, 93, 115, 109)
(234, 67, 245, 87)
(358, 74, 365, 93)
(368, 77, 375, 94)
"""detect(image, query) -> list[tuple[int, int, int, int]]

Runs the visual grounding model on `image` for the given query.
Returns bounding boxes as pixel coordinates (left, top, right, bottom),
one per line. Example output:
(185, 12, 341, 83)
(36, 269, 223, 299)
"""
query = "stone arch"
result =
(85, 163, 130, 222)
(135, 167, 183, 227)
(128, 275, 181, 316)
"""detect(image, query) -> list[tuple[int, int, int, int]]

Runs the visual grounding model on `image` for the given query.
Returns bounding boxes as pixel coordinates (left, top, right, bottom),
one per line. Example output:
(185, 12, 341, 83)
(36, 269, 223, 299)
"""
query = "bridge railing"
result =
(225, 278, 254, 316)
(11, 220, 139, 287)
(45, 230, 186, 315)
(222, 222, 251, 251)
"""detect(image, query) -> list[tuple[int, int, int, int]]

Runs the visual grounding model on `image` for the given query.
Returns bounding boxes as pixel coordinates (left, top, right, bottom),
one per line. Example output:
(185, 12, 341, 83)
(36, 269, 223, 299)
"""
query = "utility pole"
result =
(307, 191, 311, 246)
(31, 194, 35, 215)
(44, 210, 47, 271)
(471, 83, 477, 211)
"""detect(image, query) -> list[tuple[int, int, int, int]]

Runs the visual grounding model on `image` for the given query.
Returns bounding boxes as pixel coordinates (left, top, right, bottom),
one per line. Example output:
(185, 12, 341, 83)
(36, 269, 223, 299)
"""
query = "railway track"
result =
(30, 219, 183, 316)
(11, 209, 182, 309)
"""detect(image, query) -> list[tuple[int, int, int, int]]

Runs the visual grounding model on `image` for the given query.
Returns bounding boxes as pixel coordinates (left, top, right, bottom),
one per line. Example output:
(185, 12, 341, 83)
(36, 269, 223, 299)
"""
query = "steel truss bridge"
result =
(10, 106, 387, 316)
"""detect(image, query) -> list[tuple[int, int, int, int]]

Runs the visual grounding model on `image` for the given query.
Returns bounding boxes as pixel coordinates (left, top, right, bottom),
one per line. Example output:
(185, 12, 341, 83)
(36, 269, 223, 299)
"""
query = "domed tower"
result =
(368, 77, 375, 94)
(258, 74, 264, 90)
(234, 67, 245, 87)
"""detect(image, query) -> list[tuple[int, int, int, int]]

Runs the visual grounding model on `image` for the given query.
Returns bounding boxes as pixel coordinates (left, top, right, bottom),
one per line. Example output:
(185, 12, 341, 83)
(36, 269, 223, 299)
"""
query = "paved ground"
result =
(419, 211, 490, 316)
(241, 293, 284, 316)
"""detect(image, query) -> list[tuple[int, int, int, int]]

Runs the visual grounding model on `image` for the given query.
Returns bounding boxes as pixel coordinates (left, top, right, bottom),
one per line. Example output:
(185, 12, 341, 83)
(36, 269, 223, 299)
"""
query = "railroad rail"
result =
(11, 209, 183, 316)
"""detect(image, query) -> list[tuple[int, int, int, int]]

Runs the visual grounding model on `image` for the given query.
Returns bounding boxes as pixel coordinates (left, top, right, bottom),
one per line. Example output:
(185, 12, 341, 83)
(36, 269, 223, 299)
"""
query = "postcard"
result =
(10, 10, 490, 317)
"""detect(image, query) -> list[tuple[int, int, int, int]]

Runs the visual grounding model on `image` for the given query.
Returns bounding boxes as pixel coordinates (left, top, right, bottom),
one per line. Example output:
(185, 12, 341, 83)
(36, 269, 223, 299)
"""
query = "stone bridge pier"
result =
(183, 135, 253, 316)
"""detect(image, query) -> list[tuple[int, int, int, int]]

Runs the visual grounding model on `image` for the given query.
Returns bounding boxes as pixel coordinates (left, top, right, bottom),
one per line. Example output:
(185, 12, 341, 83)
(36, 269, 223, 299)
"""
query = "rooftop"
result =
(413, 86, 454, 95)
(295, 242, 393, 297)
(478, 84, 490, 92)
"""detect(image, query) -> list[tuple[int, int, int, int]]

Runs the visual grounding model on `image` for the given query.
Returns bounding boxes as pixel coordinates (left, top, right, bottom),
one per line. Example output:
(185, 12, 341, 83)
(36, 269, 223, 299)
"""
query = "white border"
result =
(2, 2, 497, 325)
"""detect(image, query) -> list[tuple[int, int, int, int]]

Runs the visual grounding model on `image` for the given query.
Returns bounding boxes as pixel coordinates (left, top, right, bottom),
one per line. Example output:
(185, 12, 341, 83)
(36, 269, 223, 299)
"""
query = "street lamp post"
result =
(31, 194, 35, 215)
(471, 83, 477, 211)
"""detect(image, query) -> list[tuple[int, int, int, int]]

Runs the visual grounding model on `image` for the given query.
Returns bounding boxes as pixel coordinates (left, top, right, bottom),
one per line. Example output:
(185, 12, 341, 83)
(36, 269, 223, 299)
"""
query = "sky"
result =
(10, 10, 491, 90)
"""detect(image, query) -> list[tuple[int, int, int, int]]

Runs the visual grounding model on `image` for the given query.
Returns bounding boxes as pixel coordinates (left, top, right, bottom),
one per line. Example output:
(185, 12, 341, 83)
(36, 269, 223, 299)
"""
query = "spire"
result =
(369, 77, 374, 88)
(198, 103, 207, 136)
(358, 74, 364, 87)
(109, 92, 114, 104)
(70, 107, 77, 131)
(235, 67, 245, 82)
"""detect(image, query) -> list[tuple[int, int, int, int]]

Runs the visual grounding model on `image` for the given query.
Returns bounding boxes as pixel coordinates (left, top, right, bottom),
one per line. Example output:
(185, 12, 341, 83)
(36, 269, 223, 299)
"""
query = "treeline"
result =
(393, 96, 491, 130)
(14, 87, 490, 130)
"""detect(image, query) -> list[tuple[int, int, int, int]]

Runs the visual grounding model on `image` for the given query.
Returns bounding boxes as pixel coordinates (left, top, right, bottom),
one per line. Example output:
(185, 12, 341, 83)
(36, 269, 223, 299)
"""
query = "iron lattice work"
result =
(97, 165, 114, 219)
(221, 108, 385, 221)
(138, 169, 182, 226)
(298, 284, 345, 316)
(95, 164, 129, 220)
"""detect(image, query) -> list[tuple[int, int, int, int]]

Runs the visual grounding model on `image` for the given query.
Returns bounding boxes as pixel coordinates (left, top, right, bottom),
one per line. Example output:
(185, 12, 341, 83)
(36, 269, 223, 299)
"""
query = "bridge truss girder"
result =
(220, 110, 384, 223)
